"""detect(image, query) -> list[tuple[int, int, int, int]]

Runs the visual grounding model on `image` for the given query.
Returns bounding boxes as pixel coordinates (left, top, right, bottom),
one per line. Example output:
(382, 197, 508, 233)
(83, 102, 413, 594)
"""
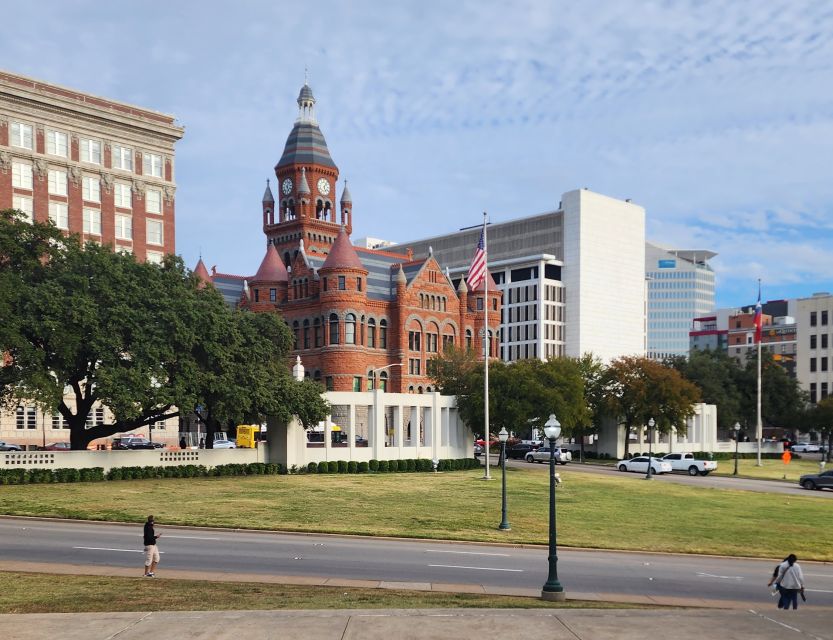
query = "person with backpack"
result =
(772, 554, 805, 609)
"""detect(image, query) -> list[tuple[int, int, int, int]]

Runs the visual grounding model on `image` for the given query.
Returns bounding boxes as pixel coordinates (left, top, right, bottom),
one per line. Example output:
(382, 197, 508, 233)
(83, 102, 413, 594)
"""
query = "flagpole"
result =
(756, 278, 762, 466)
(482, 211, 491, 480)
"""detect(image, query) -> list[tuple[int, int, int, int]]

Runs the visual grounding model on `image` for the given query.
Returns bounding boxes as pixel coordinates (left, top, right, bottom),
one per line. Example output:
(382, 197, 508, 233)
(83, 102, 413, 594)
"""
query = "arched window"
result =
(418, 386, 423, 394)
(316, 199, 323, 219)
(303, 319, 310, 349)
(367, 318, 376, 348)
(379, 319, 388, 348)
(292, 321, 300, 350)
(367, 370, 376, 390)
(379, 371, 388, 392)
(345, 313, 356, 344)
(314, 317, 322, 347)
(313, 370, 322, 384)
(465, 329, 473, 351)
(329, 313, 339, 344)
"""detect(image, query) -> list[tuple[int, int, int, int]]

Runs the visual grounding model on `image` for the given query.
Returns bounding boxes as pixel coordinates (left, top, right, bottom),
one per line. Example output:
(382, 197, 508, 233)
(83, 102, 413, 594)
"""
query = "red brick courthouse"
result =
(199, 83, 501, 392)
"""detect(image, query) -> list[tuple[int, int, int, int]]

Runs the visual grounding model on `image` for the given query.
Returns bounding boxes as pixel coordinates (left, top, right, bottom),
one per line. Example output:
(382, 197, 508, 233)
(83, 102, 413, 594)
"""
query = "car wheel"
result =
(700, 471, 710, 476)
(688, 466, 699, 476)
(618, 464, 628, 472)
(559, 461, 567, 465)
(802, 480, 816, 490)
(525, 455, 534, 463)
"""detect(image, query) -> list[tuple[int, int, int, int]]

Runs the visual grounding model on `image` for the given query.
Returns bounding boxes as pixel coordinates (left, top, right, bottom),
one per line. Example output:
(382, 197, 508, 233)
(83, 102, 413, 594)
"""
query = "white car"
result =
(791, 443, 820, 453)
(212, 439, 236, 449)
(617, 456, 672, 475)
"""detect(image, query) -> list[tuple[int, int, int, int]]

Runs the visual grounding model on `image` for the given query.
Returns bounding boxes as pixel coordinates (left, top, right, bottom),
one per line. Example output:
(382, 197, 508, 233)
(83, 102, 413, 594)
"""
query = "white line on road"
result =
(162, 535, 220, 541)
(428, 564, 522, 572)
(696, 572, 743, 580)
(73, 547, 164, 554)
(426, 549, 511, 557)
(806, 573, 833, 578)
(806, 588, 833, 594)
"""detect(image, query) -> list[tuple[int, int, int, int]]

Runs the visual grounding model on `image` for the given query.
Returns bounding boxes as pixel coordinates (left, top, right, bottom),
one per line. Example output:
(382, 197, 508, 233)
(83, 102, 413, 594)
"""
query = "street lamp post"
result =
(645, 418, 655, 480)
(541, 414, 565, 601)
(498, 427, 510, 531)
(733, 422, 741, 476)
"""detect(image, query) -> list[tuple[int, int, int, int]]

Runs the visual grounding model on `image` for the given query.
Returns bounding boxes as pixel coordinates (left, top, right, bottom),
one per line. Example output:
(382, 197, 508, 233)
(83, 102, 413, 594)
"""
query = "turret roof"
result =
(470, 270, 498, 292)
(252, 244, 289, 283)
(262, 180, 275, 203)
(321, 227, 365, 271)
(194, 258, 212, 287)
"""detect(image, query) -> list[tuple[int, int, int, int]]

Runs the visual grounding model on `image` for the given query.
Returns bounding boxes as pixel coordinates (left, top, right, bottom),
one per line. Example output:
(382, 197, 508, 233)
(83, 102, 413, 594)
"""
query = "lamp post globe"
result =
(541, 414, 565, 600)
(498, 427, 510, 530)
(733, 422, 741, 476)
(645, 418, 655, 480)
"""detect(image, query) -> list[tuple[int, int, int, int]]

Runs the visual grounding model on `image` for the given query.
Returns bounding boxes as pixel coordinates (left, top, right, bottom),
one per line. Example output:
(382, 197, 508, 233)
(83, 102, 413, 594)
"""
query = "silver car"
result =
(617, 456, 673, 475)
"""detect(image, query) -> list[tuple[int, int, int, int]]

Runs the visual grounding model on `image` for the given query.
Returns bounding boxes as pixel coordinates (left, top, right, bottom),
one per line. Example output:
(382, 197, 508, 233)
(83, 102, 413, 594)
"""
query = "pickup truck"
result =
(661, 453, 717, 476)
(525, 445, 572, 465)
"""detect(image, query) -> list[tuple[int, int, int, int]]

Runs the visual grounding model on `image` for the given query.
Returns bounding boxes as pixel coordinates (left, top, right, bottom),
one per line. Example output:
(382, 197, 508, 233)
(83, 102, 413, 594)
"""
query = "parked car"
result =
(661, 452, 718, 476)
(525, 445, 571, 465)
(799, 469, 833, 490)
(791, 443, 821, 453)
(473, 443, 484, 456)
(39, 442, 72, 451)
(211, 439, 237, 449)
(507, 442, 539, 459)
(617, 456, 673, 475)
(111, 436, 156, 450)
(0, 441, 23, 451)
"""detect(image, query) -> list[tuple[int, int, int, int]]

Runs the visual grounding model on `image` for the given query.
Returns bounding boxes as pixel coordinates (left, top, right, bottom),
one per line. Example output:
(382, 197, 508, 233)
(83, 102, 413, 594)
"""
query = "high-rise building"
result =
(394, 189, 647, 363)
(0, 69, 184, 262)
(796, 293, 833, 404)
(645, 243, 716, 360)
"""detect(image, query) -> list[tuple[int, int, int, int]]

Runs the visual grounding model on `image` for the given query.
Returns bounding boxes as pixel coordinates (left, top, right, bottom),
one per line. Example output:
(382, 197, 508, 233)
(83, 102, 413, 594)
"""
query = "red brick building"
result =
(199, 83, 501, 392)
(0, 70, 184, 262)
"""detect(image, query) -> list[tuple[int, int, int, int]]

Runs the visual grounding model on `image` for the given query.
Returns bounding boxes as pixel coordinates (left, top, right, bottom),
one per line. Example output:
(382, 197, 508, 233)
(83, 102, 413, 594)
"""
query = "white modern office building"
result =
(393, 188, 646, 363)
(795, 293, 833, 404)
(645, 243, 716, 360)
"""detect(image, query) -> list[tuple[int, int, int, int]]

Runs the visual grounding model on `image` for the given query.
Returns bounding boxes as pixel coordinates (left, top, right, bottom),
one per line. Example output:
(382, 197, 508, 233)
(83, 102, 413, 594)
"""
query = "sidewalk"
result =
(4, 607, 833, 640)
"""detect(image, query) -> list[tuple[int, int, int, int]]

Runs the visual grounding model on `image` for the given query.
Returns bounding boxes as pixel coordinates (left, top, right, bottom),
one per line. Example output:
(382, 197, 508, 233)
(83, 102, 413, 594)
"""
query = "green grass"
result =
(0, 571, 635, 613)
(0, 468, 830, 561)
(711, 457, 825, 481)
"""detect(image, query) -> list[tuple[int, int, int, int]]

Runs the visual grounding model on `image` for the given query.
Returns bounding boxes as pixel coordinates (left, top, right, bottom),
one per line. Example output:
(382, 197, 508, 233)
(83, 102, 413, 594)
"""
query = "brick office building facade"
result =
(0, 70, 184, 262)
(199, 83, 501, 393)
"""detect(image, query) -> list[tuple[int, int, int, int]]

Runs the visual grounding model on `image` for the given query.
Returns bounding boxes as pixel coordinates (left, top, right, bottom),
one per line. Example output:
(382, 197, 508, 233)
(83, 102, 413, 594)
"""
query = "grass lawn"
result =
(0, 468, 830, 561)
(0, 571, 636, 614)
(711, 457, 826, 481)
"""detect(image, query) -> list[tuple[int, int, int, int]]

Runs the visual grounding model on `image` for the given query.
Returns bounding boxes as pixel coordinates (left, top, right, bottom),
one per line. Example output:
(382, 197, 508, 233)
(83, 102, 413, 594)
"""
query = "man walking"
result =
(143, 515, 161, 577)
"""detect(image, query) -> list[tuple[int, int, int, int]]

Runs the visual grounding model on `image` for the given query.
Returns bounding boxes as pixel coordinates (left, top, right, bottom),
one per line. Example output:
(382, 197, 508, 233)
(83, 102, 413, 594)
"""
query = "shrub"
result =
(378, 460, 389, 472)
(338, 460, 348, 474)
(405, 459, 416, 472)
(417, 459, 432, 472)
(318, 461, 329, 474)
(328, 461, 339, 474)
(388, 459, 399, 472)
(347, 461, 358, 474)
(369, 459, 379, 472)
(358, 461, 369, 473)
(80, 467, 105, 482)
(308, 462, 318, 474)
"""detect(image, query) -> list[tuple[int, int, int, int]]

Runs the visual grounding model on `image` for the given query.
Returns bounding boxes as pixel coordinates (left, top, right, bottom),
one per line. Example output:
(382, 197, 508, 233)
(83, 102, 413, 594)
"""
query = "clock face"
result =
(281, 178, 293, 195)
(317, 178, 330, 196)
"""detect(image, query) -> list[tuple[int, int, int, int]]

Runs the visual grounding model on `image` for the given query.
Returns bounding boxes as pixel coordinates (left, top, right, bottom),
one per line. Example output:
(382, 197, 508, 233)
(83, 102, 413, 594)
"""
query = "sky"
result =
(4, 0, 833, 308)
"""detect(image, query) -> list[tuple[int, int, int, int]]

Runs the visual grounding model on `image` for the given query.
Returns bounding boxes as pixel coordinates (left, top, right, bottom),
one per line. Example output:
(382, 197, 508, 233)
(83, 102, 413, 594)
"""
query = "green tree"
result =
(666, 350, 745, 430)
(807, 396, 833, 463)
(574, 352, 606, 459)
(0, 211, 328, 449)
(603, 356, 700, 456)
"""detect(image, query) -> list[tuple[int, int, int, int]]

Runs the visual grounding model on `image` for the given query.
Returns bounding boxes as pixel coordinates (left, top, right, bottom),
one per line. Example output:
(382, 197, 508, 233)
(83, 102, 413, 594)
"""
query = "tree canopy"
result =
(0, 209, 328, 449)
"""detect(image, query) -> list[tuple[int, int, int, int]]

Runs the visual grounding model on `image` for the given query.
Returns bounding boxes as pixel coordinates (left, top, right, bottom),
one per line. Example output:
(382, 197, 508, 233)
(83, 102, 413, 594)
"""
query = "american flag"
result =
(754, 284, 762, 344)
(467, 228, 487, 290)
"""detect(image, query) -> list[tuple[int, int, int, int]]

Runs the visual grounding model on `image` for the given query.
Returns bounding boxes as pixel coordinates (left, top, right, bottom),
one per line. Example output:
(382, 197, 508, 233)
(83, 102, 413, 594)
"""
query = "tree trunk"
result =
(623, 423, 630, 457)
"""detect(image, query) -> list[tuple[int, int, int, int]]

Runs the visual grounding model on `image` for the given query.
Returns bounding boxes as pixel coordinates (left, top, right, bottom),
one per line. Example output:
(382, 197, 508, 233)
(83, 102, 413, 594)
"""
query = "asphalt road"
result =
(502, 458, 833, 497)
(2, 517, 831, 607)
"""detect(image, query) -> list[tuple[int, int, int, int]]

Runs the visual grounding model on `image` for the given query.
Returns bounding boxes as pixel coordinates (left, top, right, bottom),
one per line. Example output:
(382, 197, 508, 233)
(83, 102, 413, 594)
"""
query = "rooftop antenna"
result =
(304, 65, 309, 85)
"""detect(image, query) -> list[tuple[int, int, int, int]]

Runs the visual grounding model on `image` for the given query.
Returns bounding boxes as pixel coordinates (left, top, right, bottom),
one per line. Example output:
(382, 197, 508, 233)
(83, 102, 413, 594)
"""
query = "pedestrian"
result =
(773, 554, 805, 609)
(199, 437, 205, 449)
(143, 515, 161, 577)
(179, 436, 187, 450)
(767, 555, 788, 600)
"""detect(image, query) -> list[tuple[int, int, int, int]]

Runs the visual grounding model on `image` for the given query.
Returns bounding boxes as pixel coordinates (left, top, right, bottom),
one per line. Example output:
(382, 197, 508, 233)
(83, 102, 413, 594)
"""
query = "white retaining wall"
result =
(1, 448, 263, 472)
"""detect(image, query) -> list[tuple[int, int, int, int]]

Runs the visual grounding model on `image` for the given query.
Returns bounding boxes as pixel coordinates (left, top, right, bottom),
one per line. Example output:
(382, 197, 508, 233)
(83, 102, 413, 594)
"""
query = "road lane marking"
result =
(428, 564, 522, 572)
(426, 549, 511, 557)
(806, 588, 833, 593)
(162, 535, 220, 541)
(696, 572, 743, 580)
(73, 547, 164, 554)
(806, 573, 833, 578)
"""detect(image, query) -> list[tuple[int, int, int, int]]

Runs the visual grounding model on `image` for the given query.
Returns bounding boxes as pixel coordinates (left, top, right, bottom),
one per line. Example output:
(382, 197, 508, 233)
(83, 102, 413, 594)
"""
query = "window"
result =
(357, 277, 362, 291)
(325, 376, 334, 391)
(322, 277, 327, 292)
(81, 138, 102, 164)
(13, 196, 33, 223)
(823, 310, 829, 326)
(146, 219, 163, 245)
(409, 330, 421, 351)
(114, 182, 132, 208)
(409, 358, 421, 375)
(52, 413, 65, 429)
(314, 318, 322, 347)
(367, 370, 376, 390)
(303, 319, 310, 348)
(811, 312, 818, 327)
(146, 251, 163, 265)
(11, 122, 34, 149)
(822, 358, 829, 372)
(48, 169, 67, 196)
(292, 321, 300, 349)
(338, 275, 346, 290)
(46, 130, 68, 157)
(269, 288, 277, 302)
(477, 297, 484, 310)
(83, 208, 101, 235)
(48, 202, 68, 229)
(465, 329, 473, 350)
(353, 377, 362, 392)
(111, 144, 133, 171)
(367, 318, 376, 347)
(443, 334, 454, 349)
(16, 406, 38, 429)
(82, 175, 100, 202)
(379, 371, 388, 392)
(115, 214, 133, 240)
(810, 383, 817, 404)
(329, 313, 339, 344)
(811, 335, 818, 349)
(823, 334, 829, 349)
(143, 152, 162, 177)
(810, 358, 817, 373)
(823, 382, 829, 400)
(254, 289, 260, 303)
(426, 332, 438, 353)
(345, 313, 356, 344)
(146, 188, 162, 214)
(379, 319, 388, 348)
(12, 162, 33, 189)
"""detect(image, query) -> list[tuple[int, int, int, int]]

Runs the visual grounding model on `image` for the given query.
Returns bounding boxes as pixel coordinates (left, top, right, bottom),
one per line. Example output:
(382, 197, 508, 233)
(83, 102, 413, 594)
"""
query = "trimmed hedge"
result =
(0, 457, 479, 485)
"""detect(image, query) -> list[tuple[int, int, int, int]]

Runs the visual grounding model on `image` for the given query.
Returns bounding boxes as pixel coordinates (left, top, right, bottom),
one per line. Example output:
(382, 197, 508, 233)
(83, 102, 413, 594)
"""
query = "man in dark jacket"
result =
(143, 515, 161, 577)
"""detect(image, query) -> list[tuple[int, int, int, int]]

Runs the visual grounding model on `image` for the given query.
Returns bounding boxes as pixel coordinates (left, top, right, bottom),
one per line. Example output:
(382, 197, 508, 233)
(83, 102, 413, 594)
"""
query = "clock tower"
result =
(266, 82, 350, 266)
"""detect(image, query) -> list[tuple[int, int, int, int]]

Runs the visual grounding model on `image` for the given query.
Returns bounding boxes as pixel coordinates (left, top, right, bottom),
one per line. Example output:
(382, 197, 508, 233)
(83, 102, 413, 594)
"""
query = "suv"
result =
(525, 445, 571, 465)
(111, 436, 156, 450)
(507, 442, 539, 459)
